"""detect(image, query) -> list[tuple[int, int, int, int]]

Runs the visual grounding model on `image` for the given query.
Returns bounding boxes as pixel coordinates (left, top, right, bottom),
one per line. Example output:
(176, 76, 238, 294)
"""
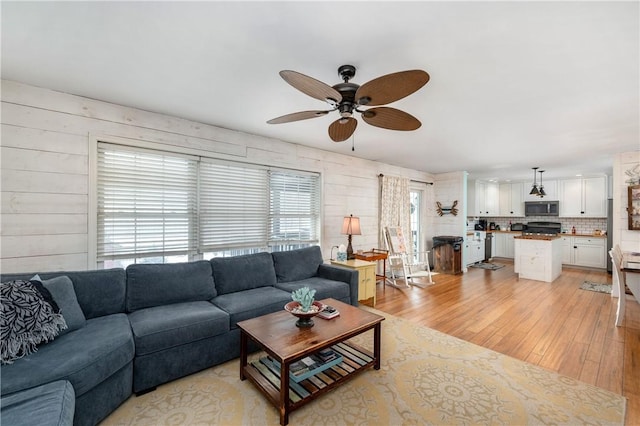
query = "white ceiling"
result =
(2, 1, 638, 182)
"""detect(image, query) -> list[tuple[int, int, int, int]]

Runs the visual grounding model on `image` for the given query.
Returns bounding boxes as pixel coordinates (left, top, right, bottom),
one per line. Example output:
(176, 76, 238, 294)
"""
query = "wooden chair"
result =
(384, 226, 433, 288)
(609, 246, 626, 327)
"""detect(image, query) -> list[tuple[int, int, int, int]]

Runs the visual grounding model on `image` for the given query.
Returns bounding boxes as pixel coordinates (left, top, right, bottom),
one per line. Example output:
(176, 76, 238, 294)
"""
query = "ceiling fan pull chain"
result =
(352, 134, 355, 152)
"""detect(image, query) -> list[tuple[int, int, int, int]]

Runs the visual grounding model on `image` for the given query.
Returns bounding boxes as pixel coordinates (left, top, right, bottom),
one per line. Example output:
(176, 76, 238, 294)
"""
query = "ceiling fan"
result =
(267, 65, 430, 142)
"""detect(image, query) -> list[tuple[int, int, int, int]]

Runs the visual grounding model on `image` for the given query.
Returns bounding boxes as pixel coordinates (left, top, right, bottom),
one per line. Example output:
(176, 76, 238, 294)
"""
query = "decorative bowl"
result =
(284, 300, 324, 328)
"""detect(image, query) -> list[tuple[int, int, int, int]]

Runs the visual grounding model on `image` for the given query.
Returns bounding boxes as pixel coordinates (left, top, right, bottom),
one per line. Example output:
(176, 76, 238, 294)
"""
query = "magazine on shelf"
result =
(266, 348, 343, 383)
(317, 305, 340, 319)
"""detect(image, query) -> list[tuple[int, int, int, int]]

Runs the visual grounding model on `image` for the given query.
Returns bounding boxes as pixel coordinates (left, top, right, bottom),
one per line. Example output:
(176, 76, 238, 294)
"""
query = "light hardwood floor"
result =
(373, 260, 640, 425)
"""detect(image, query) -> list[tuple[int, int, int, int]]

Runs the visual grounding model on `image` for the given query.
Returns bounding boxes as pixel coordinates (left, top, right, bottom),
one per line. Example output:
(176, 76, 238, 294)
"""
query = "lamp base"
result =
(347, 235, 355, 260)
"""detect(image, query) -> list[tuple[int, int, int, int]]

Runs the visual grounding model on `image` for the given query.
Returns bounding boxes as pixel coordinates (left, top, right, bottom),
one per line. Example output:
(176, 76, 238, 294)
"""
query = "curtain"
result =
(379, 175, 412, 251)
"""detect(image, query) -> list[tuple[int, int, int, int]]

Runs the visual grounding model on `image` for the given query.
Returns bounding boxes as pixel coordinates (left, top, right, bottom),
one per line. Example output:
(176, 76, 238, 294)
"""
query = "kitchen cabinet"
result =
(464, 233, 485, 266)
(468, 181, 499, 217)
(499, 182, 524, 216)
(514, 237, 562, 282)
(493, 232, 515, 258)
(558, 177, 607, 218)
(560, 235, 606, 268)
(628, 185, 640, 230)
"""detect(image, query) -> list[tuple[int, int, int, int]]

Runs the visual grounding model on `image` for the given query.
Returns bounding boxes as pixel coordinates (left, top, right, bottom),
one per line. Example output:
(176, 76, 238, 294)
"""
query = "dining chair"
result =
(609, 246, 626, 327)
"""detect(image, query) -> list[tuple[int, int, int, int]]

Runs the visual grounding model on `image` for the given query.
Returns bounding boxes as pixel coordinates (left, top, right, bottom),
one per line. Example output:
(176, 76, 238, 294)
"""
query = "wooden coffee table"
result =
(238, 298, 384, 425)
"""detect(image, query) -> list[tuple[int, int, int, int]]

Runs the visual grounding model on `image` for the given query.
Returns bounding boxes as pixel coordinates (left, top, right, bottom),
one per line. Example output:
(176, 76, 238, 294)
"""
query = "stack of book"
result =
(269, 348, 343, 383)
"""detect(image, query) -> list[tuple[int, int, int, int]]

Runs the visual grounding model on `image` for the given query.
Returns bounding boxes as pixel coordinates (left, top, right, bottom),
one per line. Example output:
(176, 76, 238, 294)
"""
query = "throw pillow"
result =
(0, 280, 66, 364)
(32, 275, 86, 335)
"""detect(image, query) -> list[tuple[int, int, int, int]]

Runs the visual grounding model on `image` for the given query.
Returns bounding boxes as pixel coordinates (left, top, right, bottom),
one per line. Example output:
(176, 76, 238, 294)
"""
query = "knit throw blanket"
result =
(0, 280, 66, 364)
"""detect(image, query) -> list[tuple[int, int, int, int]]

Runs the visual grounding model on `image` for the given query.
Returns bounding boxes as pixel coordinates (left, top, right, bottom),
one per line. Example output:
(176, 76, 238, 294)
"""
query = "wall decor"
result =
(436, 200, 458, 216)
(625, 164, 640, 185)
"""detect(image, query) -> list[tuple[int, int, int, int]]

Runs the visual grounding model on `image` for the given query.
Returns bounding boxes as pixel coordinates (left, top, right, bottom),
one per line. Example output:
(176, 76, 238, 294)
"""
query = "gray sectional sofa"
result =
(0, 246, 358, 426)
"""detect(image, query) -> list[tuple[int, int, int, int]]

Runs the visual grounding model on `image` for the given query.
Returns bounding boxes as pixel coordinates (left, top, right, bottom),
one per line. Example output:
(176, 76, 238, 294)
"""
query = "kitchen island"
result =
(514, 235, 562, 283)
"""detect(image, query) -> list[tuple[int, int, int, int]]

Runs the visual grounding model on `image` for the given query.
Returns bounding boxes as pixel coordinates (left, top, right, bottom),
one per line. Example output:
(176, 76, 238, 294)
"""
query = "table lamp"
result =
(341, 214, 361, 260)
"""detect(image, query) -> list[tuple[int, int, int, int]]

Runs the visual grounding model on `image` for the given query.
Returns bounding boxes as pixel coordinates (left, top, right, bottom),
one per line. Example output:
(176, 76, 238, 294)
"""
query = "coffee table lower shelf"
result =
(242, 341, 375, 413)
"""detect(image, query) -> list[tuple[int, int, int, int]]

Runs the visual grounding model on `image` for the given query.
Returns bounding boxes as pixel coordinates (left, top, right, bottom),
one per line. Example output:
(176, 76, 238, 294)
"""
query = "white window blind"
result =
(96, 141, 321, 264)
(268, 170, 320, 246)
(199, 161, 269, 251)
(97, 144, 198, 261)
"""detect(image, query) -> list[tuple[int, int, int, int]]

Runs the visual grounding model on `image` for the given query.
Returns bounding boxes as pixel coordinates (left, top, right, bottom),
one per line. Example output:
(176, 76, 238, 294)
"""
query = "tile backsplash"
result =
(467, 216, 607, 235)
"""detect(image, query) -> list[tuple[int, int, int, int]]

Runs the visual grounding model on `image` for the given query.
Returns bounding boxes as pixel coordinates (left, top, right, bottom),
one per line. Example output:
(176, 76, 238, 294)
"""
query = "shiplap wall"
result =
(613, 151, 640, 252)
(0, 80, 450, 273)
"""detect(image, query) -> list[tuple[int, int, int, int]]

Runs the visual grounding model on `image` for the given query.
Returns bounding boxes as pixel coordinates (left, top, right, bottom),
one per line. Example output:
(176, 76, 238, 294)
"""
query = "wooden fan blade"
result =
(267, 110, 330, 124)
(355, 70, 429, 106)
(361, 107, 421, 131)
(280, 70, 342, 103)
(328, 117, 357, 142)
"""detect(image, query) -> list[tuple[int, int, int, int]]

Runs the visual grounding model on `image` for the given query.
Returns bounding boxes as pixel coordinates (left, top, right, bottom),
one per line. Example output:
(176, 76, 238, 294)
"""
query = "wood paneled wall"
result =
(613, 151, 640, 252)
(1, 80, 441, 273)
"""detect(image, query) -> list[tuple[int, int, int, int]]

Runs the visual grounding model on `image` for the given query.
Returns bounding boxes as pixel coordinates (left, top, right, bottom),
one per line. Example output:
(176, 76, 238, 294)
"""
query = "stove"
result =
(523, 221, 561, 236)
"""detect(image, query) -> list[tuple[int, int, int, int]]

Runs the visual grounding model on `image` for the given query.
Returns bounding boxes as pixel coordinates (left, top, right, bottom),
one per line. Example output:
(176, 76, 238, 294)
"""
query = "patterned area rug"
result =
(580, 281, 613, 294)
(101, 308, 626, 425)
(470, 262, 505, 270)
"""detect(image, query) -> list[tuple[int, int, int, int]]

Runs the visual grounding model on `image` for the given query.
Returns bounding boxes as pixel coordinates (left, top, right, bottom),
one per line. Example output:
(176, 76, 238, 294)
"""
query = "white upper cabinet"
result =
(558, 177, 607, 217)
(468, 181, 499, 217)
(499, 182, 524, 216)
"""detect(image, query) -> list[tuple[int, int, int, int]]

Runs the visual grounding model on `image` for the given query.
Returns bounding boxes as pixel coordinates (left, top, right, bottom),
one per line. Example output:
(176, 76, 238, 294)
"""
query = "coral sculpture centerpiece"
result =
(284, 287, 323, 328)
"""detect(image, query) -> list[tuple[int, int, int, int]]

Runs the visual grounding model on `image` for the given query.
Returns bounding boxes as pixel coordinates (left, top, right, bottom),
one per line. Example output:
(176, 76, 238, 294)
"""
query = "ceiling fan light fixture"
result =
(325, 97, 339, 107)
(268, 65, 429, 141)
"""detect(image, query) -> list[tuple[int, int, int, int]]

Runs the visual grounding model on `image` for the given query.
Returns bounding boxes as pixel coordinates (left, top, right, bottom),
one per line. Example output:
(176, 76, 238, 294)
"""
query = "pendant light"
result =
(538, 170, 546, 197)
(529, 167, 540, 195)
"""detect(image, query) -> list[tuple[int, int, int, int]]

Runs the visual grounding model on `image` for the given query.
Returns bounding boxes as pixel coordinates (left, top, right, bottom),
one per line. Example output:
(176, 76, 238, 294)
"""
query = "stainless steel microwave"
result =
(524, 201, 559, 216)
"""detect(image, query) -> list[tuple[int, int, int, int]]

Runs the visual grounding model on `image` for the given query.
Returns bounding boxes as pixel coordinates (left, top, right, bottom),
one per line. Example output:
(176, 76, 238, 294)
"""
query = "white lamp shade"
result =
(341, 215, 361, 235)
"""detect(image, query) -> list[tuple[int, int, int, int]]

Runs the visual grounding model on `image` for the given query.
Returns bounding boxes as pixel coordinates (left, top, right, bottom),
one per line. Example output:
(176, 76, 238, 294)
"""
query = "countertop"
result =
(487, 230, 606, 238)
(514, 235, 561, 241)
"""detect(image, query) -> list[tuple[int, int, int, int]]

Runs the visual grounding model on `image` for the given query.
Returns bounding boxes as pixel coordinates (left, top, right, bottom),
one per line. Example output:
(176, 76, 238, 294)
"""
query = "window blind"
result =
(97, 144, 198, 261)
(199, 160, 269, 251)
(96, 141, 321, 264)
(268, 170, 320, 245)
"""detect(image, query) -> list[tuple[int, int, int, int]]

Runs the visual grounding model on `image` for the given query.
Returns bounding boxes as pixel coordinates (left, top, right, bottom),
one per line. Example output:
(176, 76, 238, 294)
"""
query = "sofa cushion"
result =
(0, 313, 134, 398)
(0, 269, 127, 320)
(211, 287, 291, 328)
(210, 252, 277, 295)
(126, 261, 216, 312)
(128, 301, 230, 356)
(1, 280, 67, 365)
(272, 246, 323, 283)
(275, 277, 351, 303)
(1, 380, 75, 426)
(33, 275, 86, 336)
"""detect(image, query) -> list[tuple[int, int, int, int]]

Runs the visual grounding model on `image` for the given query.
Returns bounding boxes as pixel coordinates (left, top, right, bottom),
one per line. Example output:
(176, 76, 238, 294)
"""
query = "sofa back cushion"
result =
(210, 252, 277, 295)
(0, 269, 126, 320)
(32, 275, 86, 335)
(126, 261, 216, 312)
(272, 246, 323, 283)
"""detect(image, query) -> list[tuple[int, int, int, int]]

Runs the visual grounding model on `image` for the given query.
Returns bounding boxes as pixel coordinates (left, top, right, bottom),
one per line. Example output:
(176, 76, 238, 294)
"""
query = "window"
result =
(268, 170, 320, 252)
(199, 160, 269, 253)
(96, 142, 320, 267)
(97, 144, 198, 268)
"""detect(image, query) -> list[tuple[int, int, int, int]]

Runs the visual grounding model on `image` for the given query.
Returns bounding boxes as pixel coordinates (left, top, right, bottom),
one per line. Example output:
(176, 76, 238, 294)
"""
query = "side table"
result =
(330, 259, 377, 307)
(354, 249, 388, 287)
